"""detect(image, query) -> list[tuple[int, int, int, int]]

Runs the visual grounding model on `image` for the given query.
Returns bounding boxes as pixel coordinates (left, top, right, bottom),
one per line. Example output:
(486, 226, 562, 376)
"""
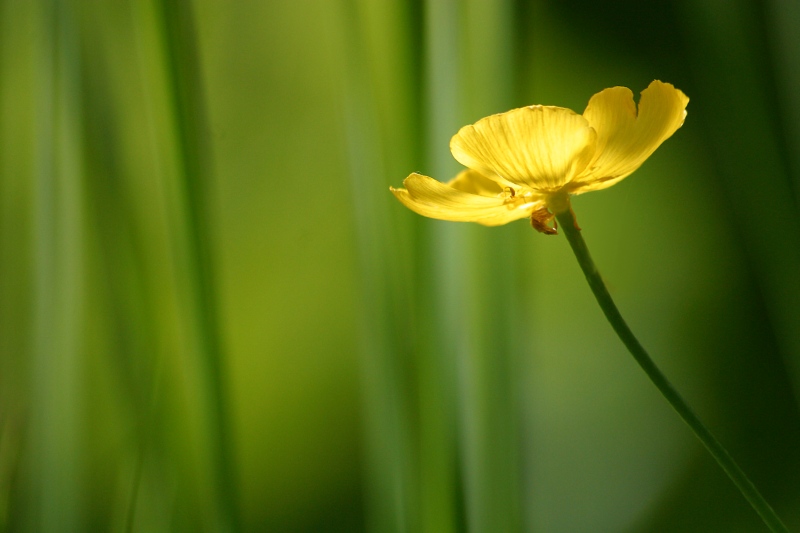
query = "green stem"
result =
(554, 206, 789, 533)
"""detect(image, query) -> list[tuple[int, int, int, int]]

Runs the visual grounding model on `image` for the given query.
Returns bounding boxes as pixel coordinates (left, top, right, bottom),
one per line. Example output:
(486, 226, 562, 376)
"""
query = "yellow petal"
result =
(447, 168, 504, 195)
(573, 80, 689, 193)
(390, 172, 542, 226)
(449, 106, 597, 191)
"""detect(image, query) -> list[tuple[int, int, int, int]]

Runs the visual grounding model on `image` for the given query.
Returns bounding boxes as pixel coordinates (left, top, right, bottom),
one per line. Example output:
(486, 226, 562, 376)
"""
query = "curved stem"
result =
(554, 207, 789, 533)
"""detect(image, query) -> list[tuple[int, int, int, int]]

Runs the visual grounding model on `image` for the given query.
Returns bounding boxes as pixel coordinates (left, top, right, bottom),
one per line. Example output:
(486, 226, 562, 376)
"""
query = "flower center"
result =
(545, 190, 571, 214)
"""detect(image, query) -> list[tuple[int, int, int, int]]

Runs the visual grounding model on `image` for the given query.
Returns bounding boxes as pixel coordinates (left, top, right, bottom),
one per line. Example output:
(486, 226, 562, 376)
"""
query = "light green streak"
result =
(421, 1, 464, 531)
(31, 0, 84, 530)
(458, 0, 524, 531)
(339, 1, 418, 530)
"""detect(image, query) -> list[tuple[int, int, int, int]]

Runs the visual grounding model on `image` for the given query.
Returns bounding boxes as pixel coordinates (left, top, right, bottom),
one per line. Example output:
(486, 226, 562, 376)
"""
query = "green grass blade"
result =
(679, 0, 800, 407)
(150, 1, 239, 530)
(457, 1, 525, 530)
(29, 0, 85, 529)
(766, 0, 800, 205)
(0, 1, 36, 526)
(339, 1, 420, 530)
(418, 1, 467, 531)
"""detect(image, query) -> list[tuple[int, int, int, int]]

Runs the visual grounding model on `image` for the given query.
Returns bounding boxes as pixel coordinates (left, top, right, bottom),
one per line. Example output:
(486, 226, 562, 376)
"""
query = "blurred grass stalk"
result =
(679, 0, 800, 408)
(456, 1, 525, 531)
(766, 0, 800, 205)
(344, 0, 526, 531)
(78, 2, 171, 529)
(0, 0, 35, 526)
(420, 1, 465, 532)
(340, 1, 420, 531)
(426, 0, 526, 530)
(148, 0, 240, 530)
(28, 0, 85, 530)
(1, 0, 241, 528)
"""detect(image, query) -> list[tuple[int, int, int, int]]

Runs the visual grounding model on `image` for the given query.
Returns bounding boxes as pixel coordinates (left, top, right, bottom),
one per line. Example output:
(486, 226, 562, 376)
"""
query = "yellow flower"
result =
(390, 80, 689, 233)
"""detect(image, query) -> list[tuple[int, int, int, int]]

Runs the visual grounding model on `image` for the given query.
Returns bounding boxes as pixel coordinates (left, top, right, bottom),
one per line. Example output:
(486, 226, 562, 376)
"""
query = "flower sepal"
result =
(530, 207, 558, 235)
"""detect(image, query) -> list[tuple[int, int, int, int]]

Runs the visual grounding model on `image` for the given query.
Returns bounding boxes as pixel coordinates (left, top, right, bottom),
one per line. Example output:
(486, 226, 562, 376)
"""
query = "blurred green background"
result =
(2, 0, 800, 531)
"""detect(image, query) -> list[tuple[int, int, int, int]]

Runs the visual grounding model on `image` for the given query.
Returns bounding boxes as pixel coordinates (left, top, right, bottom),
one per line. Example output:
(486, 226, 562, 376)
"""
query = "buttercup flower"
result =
(390, 80, 689, 233)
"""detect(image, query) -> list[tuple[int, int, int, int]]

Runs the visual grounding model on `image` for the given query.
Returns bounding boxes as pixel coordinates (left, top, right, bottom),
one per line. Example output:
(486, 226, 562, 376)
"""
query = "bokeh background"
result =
(2, 0, 800, 531)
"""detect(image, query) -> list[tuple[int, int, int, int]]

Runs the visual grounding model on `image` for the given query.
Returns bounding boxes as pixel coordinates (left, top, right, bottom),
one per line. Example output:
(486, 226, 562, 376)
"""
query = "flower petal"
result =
(449, 106, 597, 191)
(390, 172, 542, 226)
(573, 80, 689, 193)
(447, 168, 504, 195)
